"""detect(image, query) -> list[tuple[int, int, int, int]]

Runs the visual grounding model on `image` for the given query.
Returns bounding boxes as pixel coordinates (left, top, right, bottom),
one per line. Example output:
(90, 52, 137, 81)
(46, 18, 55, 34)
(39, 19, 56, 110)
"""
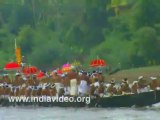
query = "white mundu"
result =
(79, 80, 88, 94)
(55, 83, 64, 94)
(70, 79, 78, 96)
(94, 81, 100, 87)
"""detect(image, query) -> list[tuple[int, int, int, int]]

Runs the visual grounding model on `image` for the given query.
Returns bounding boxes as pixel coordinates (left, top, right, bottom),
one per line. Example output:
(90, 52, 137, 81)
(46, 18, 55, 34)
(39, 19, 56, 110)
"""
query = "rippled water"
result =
(0, 103, 160, 120)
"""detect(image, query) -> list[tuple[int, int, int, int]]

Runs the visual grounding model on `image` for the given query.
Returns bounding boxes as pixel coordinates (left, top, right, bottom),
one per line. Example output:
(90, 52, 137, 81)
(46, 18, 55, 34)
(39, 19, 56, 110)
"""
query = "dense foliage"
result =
(0, 0, 160, 70)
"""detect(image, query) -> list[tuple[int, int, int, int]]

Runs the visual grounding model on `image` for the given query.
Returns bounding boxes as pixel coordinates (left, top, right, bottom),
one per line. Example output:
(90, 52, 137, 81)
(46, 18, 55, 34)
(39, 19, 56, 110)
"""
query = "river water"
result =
(0, 103, 160, 120)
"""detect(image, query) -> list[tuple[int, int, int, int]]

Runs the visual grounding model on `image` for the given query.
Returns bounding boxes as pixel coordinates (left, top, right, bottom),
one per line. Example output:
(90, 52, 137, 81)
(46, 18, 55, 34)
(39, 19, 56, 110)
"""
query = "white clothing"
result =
(64, 87, 70, 95)
(70, 79, 78, 96)
(78, 80, 88, 95)
(156, 87, 160, 90)
(55, 83, 64, 94)
(94, 82, 100, 87)
(137, 86, 150, 93)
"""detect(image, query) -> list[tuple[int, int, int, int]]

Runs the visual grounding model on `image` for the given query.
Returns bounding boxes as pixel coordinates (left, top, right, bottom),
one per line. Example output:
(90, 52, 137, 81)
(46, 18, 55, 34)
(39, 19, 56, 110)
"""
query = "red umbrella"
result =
(4, 62, 21, 81)
(23, 66, 38, 75)
(4, 62, 21, 70)
(37, 71, 45, 79)
(90, 59, 106, 67)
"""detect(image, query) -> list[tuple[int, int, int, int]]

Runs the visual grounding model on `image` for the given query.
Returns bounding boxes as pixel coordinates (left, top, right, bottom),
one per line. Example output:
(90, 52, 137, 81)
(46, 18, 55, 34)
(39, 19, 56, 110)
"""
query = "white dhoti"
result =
(137, 86, 150, 93)
(94, 81, 100, 87)
(70, 79, 78, 96)
(156, 87, 160, 90)
(64, 87, 70, 95)
(55, 83, 64, 94)
(78, 80, 88, 95)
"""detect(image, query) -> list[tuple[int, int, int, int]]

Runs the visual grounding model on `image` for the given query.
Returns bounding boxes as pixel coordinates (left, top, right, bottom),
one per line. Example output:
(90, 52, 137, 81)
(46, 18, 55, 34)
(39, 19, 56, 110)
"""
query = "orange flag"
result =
(15, 39, 22, 65)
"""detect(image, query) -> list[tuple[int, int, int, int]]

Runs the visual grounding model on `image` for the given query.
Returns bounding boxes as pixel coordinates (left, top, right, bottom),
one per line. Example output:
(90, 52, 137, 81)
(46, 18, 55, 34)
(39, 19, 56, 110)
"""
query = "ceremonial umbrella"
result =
(37, 71, 45, 79)
(71, 60, 81, 67)
(4, 61, 21, 81)
(71, 60, 82, 71)
(22, 66, 38, 75)
(62, 63, 71, 73)
(4, 62, 21, 71)
(89, 59, 107, 67)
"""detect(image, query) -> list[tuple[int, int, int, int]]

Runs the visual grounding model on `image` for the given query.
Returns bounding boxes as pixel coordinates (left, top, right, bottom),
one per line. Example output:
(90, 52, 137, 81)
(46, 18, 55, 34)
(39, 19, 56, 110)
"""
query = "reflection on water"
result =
(0, 103, 160, 120)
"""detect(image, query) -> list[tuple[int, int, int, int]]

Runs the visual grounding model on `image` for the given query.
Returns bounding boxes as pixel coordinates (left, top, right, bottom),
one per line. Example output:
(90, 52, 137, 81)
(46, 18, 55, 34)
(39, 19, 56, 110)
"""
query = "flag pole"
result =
(15, 38, 17, 50)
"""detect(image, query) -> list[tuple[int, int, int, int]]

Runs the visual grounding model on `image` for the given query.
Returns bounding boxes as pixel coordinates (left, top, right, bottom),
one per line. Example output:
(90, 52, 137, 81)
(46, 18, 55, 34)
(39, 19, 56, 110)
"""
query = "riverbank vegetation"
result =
(0, 0, 160, 70)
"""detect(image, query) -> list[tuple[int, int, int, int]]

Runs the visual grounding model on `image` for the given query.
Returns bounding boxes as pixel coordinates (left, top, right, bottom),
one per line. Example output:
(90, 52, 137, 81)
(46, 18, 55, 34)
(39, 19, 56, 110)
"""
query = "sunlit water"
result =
(0, 103, 160, 120)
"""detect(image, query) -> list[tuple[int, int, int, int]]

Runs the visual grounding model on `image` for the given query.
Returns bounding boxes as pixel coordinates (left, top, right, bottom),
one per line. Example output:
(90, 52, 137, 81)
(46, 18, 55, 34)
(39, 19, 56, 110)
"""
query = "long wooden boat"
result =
(0, 90, 160, 107)
(89, 90, 160, 107)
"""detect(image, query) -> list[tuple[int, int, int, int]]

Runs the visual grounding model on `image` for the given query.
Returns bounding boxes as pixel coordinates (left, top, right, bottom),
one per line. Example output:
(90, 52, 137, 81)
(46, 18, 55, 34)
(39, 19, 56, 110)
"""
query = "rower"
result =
(49, 83, 57, 96)
(91, 70, 97, 79)
(31, 75, 39, 96)
(41, 77, 52, 97)
(52, 71, 63, 96)
(131, 81, 138, 94)
(25, 75, 34, 96)
(78, 71, 90, 96)
(0, 76, 4, 96)
(14, 73, 24, 96)
(97, 71, 105, 83)
(92, 78, 100, 95)
(3, 74, 12, 97)
(150, 77, 159, 90)
(120, 78, 131, 94)
(90, 70, 98, 83)
(98, 82, 105, 97)
(70, 78, 78, 96)
(107, 79, 117, 96)
(19, 77, 27, 96)
(61, 74, 70, 96)
(158, 77, 160, 90)
(66, 70, 79, 96)
(137, 76, 150, 93)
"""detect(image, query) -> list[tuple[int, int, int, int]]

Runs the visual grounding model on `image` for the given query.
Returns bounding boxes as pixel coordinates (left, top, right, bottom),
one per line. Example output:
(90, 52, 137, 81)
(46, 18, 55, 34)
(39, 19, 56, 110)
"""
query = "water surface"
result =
(0, 104, 160, 120)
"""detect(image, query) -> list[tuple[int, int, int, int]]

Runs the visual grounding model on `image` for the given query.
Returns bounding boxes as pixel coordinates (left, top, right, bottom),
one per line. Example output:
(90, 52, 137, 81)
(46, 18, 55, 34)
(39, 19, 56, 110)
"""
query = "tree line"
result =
(0, 0, 160, 70)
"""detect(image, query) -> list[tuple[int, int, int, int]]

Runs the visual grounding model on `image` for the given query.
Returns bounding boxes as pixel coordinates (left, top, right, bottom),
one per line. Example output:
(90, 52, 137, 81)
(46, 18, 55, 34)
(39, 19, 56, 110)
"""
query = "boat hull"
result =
(89, 90, 160, 107)
(0, 90, 160, 107)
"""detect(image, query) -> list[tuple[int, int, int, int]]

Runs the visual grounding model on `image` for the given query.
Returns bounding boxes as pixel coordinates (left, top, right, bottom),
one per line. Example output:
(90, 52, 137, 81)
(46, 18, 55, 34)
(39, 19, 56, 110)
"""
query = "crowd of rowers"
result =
(0, 70, 160, 98)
